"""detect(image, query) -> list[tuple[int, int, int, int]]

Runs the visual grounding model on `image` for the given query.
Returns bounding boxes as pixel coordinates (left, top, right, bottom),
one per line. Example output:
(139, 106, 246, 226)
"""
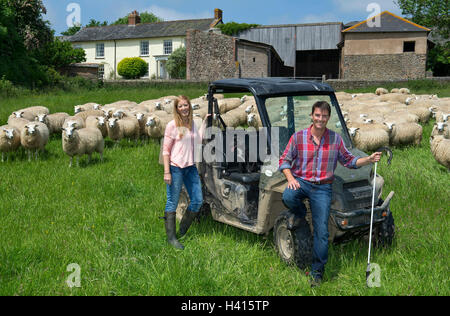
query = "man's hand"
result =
(369, 152, 382, 163)
(287, 178, 301, 190)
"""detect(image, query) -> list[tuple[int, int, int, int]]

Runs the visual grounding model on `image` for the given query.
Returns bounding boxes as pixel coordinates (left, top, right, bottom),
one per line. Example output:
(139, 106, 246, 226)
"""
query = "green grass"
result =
(0, 85, 449, 296)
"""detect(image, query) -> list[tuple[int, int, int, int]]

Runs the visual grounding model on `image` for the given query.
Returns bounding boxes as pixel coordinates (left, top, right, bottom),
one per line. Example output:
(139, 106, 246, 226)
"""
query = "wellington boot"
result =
(164, 212, 184, 250)
(178, 210, 197, 238)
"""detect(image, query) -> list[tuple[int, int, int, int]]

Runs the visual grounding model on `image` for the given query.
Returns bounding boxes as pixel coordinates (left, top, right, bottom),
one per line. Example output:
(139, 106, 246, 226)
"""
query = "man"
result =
(279, 101, 381, 287)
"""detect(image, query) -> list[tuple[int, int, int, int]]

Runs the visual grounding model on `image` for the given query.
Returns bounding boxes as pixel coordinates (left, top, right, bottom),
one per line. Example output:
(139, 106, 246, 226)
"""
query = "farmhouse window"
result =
(140, 41, 149, 56)
(403, 41, 415, 52)
(164, 40, 172, 55)
(96, 43, 105, 58)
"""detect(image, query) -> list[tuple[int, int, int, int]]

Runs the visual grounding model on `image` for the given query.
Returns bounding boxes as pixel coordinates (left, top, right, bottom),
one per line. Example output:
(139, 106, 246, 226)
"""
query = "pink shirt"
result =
(163, 120, 205, 168)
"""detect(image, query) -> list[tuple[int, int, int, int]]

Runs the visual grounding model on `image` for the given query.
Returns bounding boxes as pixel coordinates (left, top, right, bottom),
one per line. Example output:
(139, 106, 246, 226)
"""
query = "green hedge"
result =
(117, 57, 148, 79)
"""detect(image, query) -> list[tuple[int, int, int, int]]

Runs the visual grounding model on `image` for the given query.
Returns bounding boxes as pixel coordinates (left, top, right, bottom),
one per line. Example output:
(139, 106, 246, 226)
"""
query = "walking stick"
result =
(366, 147, 393, 287)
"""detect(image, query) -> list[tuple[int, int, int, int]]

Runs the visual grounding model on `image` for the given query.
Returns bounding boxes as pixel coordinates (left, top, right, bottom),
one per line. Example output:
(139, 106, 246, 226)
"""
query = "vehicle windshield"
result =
(264, 95, 350, 155)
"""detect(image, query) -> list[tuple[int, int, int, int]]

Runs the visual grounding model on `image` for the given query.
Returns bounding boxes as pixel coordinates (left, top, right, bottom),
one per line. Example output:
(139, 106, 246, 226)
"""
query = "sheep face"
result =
(247, 114, 256, 124)
(145, 116, 157, 127)
(37, 114, 47, 123)
(13, 111, 24, 118)
(192, 104, 200, 110)
(383, 122, 395, 131)
(113, 110, 124, 118)
(443, 114, 450, 122)
(135, 113, 145, 121)
(245, 104, 254, 114)
(74, 106, 82, 114)
(93, 104, 101, 110)
(108, 118, 119, 128)
(24, 124, 39, 135)
(96, 116, 106, 126)
(62, 126, 76, 138)
(348, 127, 359, 137)
(155, 102, 162, 110)
(437, 122, 447, 131)
(2, 128, 15, 140)
(164, 99, 172, 105)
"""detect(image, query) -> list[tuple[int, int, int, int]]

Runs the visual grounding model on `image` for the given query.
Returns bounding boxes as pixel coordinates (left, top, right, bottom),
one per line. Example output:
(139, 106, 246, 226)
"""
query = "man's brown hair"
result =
(311, 101, 331, 116)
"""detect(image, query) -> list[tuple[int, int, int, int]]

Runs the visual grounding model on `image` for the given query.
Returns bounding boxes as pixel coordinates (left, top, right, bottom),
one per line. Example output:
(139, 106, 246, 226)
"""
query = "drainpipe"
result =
(114, 40, 117, 80)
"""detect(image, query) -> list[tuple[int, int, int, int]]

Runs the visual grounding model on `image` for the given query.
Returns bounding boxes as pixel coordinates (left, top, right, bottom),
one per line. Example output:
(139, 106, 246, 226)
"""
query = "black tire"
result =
(273, 211, 313, 270)
(377, 210, 395, 247)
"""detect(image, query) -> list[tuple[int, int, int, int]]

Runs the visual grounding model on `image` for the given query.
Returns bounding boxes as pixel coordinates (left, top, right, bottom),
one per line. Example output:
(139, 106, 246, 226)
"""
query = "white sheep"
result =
(145, 114, 172, 139)
(348, 127, 390, 152)
(383, 122, 422, 146)
(430, 135, 450, 170)
(379, 93, 410, 104)
(74, 110, 105, 122)
(107, 117, 140, 143)
(0, 126, 20, 162)
(247, 113, 262, 129)
(62, 126, 104, 167)
(20, 122, 49, 161)
(85, 116, 108, 138)
(399, 88, 411, 95)
(217, 104, 247, 128)
(36, 112, 70, 134)
(13, 106, 49, 122)
(74, 103, 101, 114)
(391, 88, 400, 93)
(375, 88, 388, 96)
(7, 117, 29, 132)
(431, 122, 449, 139)
(218, 98, 242, 113)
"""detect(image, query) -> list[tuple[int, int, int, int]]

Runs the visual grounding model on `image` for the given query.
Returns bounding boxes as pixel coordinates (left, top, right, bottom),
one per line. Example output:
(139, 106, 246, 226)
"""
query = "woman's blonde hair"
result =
(173, 95, 193, 138)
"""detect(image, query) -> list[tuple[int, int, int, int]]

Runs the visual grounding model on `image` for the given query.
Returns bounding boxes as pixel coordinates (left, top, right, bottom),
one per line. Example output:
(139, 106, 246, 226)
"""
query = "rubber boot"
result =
(178, 210, 197, 238)
(164, 212, 184, 250)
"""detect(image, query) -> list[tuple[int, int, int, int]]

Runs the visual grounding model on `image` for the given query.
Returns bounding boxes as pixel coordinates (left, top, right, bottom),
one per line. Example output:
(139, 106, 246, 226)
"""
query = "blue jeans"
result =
(165, 165, 203, 214)
(282, 177, 332, 278)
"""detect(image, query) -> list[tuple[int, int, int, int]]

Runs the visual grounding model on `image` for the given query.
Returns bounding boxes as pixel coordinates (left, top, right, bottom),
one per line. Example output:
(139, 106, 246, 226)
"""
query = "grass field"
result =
(0, 83, 449, 296)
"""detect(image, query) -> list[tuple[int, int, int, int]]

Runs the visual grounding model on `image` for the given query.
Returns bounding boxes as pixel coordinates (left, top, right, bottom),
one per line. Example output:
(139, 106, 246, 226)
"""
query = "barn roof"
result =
(342, 11, 430, 33)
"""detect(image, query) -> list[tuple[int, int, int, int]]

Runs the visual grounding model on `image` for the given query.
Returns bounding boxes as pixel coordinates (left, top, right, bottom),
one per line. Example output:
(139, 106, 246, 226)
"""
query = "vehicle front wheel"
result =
(273, 211, 313, 270)
(376, 210, 395, 247)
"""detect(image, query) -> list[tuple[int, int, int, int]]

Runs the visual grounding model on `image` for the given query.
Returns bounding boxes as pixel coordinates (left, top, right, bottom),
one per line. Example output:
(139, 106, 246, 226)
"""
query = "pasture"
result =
(0, 82, 448, 296)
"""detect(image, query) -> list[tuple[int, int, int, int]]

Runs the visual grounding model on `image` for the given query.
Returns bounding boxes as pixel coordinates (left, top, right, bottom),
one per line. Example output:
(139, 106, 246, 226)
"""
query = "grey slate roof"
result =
(343, 11, 430, 33)
(69, 18, 215, 42)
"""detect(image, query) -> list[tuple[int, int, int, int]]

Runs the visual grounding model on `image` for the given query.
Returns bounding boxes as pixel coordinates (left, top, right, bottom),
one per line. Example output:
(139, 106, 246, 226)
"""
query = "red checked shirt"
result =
(279, 125, 360, 182)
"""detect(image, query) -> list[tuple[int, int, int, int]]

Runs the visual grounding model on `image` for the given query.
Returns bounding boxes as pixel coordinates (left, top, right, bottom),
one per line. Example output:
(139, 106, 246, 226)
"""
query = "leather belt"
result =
(308, 179, 333, 185)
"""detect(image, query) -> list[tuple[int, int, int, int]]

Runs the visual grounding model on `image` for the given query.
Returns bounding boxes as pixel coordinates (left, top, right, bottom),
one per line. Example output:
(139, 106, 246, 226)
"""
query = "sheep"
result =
(399, 88, 411, 95)
(435, 111, 449, 123)
(74, 110, 105, 122)
(348, 127, 390, 152)
(20, 122, 49, 161)
(13, 106, 49, 122)
(7, 117, 29, 132)
(406, 106, 433, 123)
(384, 110, 419, 124)
(155, 101, 174, 114)
(63, 116, 85, 130)
(145, 114, 172, 139)
(138, 100, 159, 113)
(383, 122, 423, 146)
(74, 103, 101, 114)
(218, 98, 242, 113)
(85, 116, 108, 138)
(36, 112, 70, 134)
(379, 93, 410, 104)
(431, 122, 449, 139)
(375, 88, 388, 96)
(62, 126, 104, 167)
(107, 117, 140, 144)
(247, 113, 262, 129)
(391, 88, 400, 93)
(216, 104, 247, 128)
(0, 126, 20, 162)
(133, 112, 151, 140)
(430, 135, 450, 170)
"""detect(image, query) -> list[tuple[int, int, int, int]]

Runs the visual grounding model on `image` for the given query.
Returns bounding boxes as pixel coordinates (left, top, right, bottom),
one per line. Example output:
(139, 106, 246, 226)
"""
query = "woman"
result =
(162, 95, 208, 250)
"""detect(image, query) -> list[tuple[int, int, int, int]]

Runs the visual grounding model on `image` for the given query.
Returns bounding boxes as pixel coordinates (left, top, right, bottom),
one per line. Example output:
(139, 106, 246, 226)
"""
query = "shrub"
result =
(166, 46, 186, 79)
(117, 57, 148, 79)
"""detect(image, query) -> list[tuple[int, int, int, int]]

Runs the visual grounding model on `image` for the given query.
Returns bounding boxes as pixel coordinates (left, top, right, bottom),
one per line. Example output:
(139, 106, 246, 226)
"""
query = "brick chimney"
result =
(128, 10, 141, 26)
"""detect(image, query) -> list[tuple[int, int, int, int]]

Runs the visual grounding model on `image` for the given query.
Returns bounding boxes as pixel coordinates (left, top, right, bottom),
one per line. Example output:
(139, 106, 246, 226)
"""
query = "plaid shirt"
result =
(279, 125, 360, 182)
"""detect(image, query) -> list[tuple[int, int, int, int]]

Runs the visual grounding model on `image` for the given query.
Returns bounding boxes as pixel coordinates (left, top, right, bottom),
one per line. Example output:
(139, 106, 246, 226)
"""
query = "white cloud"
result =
(145, 5, 212, 21)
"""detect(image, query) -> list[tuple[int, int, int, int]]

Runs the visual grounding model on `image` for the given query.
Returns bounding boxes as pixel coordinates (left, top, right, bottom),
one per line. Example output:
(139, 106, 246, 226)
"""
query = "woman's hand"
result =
(164, 172, 172, 185)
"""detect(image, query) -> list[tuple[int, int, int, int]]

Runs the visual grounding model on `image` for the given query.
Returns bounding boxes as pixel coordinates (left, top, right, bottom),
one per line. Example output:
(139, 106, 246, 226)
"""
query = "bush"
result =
(117, 57, 148, 79)
(166, 47, 186, 79)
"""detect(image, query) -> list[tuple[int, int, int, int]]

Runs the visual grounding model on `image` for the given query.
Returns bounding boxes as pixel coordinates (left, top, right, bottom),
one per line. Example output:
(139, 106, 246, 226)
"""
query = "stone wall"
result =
(343, 53, 427, 80)
(186, 29, 238, 81)
(236, 43, 269, 78)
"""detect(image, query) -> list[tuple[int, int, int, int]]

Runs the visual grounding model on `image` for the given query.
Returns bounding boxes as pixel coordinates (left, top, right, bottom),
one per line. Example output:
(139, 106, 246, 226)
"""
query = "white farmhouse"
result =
(69, 9, 223, 79)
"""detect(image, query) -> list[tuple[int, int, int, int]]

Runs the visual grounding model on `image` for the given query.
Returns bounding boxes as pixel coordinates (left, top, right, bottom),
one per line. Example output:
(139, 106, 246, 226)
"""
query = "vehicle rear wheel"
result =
(273, 211, 313, 270)
(377, 210, 395, 247)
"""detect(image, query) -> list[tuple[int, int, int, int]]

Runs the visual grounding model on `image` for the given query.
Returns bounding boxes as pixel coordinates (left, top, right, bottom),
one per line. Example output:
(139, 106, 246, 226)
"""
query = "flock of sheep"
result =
(0, 94, 258, 167)
(1, 88, 449, 169)
(337, 87, 449, 169)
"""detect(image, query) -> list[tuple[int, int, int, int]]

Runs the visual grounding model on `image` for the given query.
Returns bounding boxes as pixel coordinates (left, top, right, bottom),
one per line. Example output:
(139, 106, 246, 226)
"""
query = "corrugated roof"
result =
(342, 11, 430, 33)
(69, 18, 215, 42)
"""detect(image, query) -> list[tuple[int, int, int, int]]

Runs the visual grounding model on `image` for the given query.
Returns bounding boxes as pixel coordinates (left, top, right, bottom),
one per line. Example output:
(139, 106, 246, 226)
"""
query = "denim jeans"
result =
(282, 177, 332, 278)
(165, 165, 203, 214)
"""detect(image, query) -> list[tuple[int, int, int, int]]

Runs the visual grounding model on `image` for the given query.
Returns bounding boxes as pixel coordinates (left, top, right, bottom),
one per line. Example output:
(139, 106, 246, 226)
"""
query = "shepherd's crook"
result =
(366, 147, 393, 287)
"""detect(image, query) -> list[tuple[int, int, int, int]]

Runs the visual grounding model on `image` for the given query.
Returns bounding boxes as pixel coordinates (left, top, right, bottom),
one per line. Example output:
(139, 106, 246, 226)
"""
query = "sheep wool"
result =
(348, 127, 390, 152)
(107, 117, 140, 142)
(0, 126, 20, 162)
(430, 135, 450, 170)
(37, 112, 70, 134)
(20, 122, 49, 160)
(62, 126, 104, 167)
(385, 122, 423, 146)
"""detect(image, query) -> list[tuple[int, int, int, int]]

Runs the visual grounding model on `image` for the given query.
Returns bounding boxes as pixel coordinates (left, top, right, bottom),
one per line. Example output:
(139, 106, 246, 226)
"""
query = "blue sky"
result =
(43, 0, 404, 35)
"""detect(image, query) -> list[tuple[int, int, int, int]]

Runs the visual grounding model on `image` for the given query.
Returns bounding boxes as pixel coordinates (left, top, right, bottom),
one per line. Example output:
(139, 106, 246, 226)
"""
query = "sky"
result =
(42, 0, 404, 35)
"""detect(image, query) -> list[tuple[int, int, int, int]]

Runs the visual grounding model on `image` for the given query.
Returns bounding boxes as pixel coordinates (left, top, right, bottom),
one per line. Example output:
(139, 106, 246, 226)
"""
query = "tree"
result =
(217, 22, 260, 36)
(85, 19, 108, 27)
(396, 0, 450, 75)
(33, 38, 86, 69)
(166, 47, 186, 79)
(112, 11, 163, 25)
(61, 23, 81, 36)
